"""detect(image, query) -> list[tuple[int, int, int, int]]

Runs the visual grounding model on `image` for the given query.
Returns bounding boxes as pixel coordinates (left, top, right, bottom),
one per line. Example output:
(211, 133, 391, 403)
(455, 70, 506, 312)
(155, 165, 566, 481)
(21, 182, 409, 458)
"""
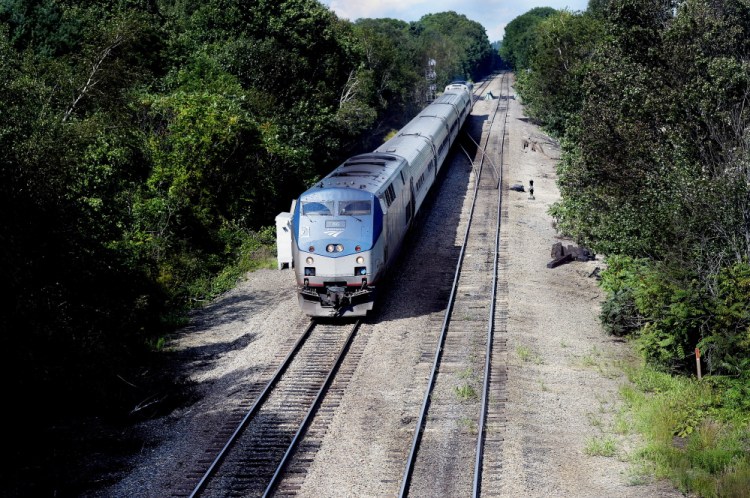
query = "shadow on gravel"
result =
(169, 330, 259, 366)
(369, 133, 476, 322)
(187, 289, 281, 330)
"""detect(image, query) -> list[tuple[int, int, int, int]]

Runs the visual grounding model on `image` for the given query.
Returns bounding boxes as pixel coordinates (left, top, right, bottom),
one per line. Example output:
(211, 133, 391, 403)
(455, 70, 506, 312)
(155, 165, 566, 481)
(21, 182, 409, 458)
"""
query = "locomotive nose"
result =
(303, 250, 368, 281)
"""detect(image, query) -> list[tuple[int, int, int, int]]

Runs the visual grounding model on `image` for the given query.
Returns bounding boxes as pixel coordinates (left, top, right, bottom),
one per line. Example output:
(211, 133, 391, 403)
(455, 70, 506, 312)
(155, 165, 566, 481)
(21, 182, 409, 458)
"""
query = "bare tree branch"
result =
(339, 70, 359, 108)
(62, 34, 125, 122)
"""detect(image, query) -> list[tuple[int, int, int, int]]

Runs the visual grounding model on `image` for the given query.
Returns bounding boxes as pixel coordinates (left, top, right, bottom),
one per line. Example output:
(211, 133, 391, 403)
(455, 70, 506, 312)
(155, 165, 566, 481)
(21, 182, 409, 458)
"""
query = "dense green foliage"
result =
(499, 7, 558, 70)
(510, 0, 750, 377)
(622, 365, 750, 496)
(508, 1, 750, 492)
(416, 11, 495, 84)
(515, 10, 604, 135)
(1, 0, 496, 432)
(600, 256, 750, 374)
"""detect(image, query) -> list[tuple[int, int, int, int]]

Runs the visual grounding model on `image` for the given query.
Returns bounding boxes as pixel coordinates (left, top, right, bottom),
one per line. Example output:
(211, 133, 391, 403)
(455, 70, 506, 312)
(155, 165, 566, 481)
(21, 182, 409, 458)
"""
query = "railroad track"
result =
(180, 319, 362, 497)
(472, 75, 494, 101)
(172, 72, 510, 498)
(399, 71, 511, 497)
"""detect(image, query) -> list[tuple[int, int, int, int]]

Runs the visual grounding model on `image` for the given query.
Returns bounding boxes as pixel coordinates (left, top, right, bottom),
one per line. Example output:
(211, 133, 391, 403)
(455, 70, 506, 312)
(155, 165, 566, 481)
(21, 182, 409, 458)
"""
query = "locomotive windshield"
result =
(339, 200, 371, 216)
(301, 201, 334, 216)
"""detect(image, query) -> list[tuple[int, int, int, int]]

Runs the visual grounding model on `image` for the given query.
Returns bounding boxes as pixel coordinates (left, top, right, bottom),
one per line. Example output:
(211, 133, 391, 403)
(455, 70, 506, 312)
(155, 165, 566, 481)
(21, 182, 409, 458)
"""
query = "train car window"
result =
(438, 141, 447, 157)
(302, 201, 334, 216)
(383, 184, 396, 206)
(339, 200, 371, 216)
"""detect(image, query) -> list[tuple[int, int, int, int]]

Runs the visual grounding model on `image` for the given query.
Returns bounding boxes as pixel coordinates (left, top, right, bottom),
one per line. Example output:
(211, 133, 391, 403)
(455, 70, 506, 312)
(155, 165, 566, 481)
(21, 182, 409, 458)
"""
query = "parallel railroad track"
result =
(399, 71, 511, 497)
(171, 72, 510, 498)
(183, 319, 362, 497)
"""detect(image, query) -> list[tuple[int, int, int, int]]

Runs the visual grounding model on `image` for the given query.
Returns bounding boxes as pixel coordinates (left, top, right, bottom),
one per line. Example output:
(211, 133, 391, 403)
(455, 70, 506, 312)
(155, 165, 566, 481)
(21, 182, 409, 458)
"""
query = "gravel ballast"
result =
(100, 73, 683, 497)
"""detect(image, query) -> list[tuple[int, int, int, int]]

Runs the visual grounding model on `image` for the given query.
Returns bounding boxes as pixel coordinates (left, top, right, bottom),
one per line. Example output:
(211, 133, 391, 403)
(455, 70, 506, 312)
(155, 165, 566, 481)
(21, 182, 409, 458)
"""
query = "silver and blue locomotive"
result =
(289, 81, 473, 317)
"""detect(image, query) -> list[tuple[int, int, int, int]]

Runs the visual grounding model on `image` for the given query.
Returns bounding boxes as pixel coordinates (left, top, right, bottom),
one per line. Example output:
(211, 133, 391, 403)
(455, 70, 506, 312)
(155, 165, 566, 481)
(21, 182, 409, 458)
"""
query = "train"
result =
(283, 81, 474, 317)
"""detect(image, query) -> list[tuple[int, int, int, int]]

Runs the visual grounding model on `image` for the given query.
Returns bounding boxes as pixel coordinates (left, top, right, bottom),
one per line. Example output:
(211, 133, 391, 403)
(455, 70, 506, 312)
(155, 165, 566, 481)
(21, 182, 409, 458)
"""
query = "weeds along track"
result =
(179, 319, 363, 497)
(400, 72, 510, 497)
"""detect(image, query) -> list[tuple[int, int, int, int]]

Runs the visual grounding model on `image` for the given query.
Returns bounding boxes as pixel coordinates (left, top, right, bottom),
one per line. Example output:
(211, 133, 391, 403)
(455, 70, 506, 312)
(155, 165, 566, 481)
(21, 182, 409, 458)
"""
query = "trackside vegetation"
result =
(503, 0, 749, 494)
(1, 1, 496, 493)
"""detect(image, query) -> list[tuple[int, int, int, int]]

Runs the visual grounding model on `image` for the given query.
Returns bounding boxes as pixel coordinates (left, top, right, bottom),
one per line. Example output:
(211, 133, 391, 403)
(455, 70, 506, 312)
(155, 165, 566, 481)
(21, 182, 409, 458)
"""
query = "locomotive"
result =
(286, 81, 473, 317)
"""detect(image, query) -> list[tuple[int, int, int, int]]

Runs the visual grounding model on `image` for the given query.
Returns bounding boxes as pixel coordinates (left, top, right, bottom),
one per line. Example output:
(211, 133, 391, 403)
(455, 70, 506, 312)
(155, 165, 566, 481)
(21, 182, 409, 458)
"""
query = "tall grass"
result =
(621, 363, 750, 497)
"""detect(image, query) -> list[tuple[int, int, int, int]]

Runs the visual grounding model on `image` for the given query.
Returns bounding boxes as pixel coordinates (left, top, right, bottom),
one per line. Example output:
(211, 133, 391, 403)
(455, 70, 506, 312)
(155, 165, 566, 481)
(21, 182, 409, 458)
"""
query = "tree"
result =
(545, 0, 750, 373)
(500, 7, 558, 70)
(414, 11, 494, 86)
(354, 18, 423, 124)
(0, 0, 506, 447)
(517, 10, 604, 135)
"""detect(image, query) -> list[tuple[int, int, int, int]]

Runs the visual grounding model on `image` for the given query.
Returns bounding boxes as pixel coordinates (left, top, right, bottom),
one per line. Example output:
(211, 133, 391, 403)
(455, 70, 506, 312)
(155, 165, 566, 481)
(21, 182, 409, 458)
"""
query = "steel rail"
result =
(263, 319, 362, 497)
(473, 72, 510, 497)
(472, 76, 493, 101)
(189, 320, 318, 497)
(399, 75, 499, 498)
(458, 143, 481, 180)
(462, 132, 501, 188)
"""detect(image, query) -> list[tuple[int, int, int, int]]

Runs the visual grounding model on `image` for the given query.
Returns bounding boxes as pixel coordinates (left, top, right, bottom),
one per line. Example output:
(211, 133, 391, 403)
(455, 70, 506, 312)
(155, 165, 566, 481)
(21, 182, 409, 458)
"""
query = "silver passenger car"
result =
(289, 82, 473, 317)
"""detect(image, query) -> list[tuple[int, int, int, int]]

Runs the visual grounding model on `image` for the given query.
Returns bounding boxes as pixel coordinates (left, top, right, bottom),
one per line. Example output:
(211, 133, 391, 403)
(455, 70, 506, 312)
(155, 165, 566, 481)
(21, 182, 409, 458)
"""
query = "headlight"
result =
(306, 257, 314, 264)
(356, 256, 364, 264)
(326, 244, 345, 253)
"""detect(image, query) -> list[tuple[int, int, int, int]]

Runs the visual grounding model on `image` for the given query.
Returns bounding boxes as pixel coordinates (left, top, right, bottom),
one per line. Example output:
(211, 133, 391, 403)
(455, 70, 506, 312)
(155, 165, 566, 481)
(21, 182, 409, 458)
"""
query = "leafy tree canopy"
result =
(500, 6, 558, 70)
(0, 1, 500, 448)
(510, 0, 750, 376)
(415, 11, 494, 82)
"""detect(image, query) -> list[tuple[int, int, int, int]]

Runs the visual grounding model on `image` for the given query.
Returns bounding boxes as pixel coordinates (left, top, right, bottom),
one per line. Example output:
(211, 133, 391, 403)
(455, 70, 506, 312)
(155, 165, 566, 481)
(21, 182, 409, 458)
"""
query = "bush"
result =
(600, 288, 641, 336)
(623, 363, 750, 497)
(599, 255, 649, 338)
(599, 257, 750, 375)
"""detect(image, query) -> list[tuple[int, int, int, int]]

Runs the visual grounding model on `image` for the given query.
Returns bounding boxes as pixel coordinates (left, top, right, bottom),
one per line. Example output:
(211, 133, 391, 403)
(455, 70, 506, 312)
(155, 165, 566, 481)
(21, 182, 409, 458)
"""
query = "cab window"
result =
(302, 201, 334, 216)
(339, 200, 371, 216)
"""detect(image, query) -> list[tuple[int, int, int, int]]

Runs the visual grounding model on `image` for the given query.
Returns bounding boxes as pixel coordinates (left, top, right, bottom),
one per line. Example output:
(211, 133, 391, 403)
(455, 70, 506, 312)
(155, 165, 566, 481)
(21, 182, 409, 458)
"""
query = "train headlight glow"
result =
(356, 256, 364, 264)
(306, 257, 314, 264)
(326, 244, 345, 253)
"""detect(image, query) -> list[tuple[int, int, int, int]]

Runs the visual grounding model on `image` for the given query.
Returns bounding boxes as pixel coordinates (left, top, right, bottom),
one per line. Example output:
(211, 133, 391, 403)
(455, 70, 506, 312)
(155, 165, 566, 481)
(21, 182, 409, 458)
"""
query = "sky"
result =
(320, 0, 589, 42)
